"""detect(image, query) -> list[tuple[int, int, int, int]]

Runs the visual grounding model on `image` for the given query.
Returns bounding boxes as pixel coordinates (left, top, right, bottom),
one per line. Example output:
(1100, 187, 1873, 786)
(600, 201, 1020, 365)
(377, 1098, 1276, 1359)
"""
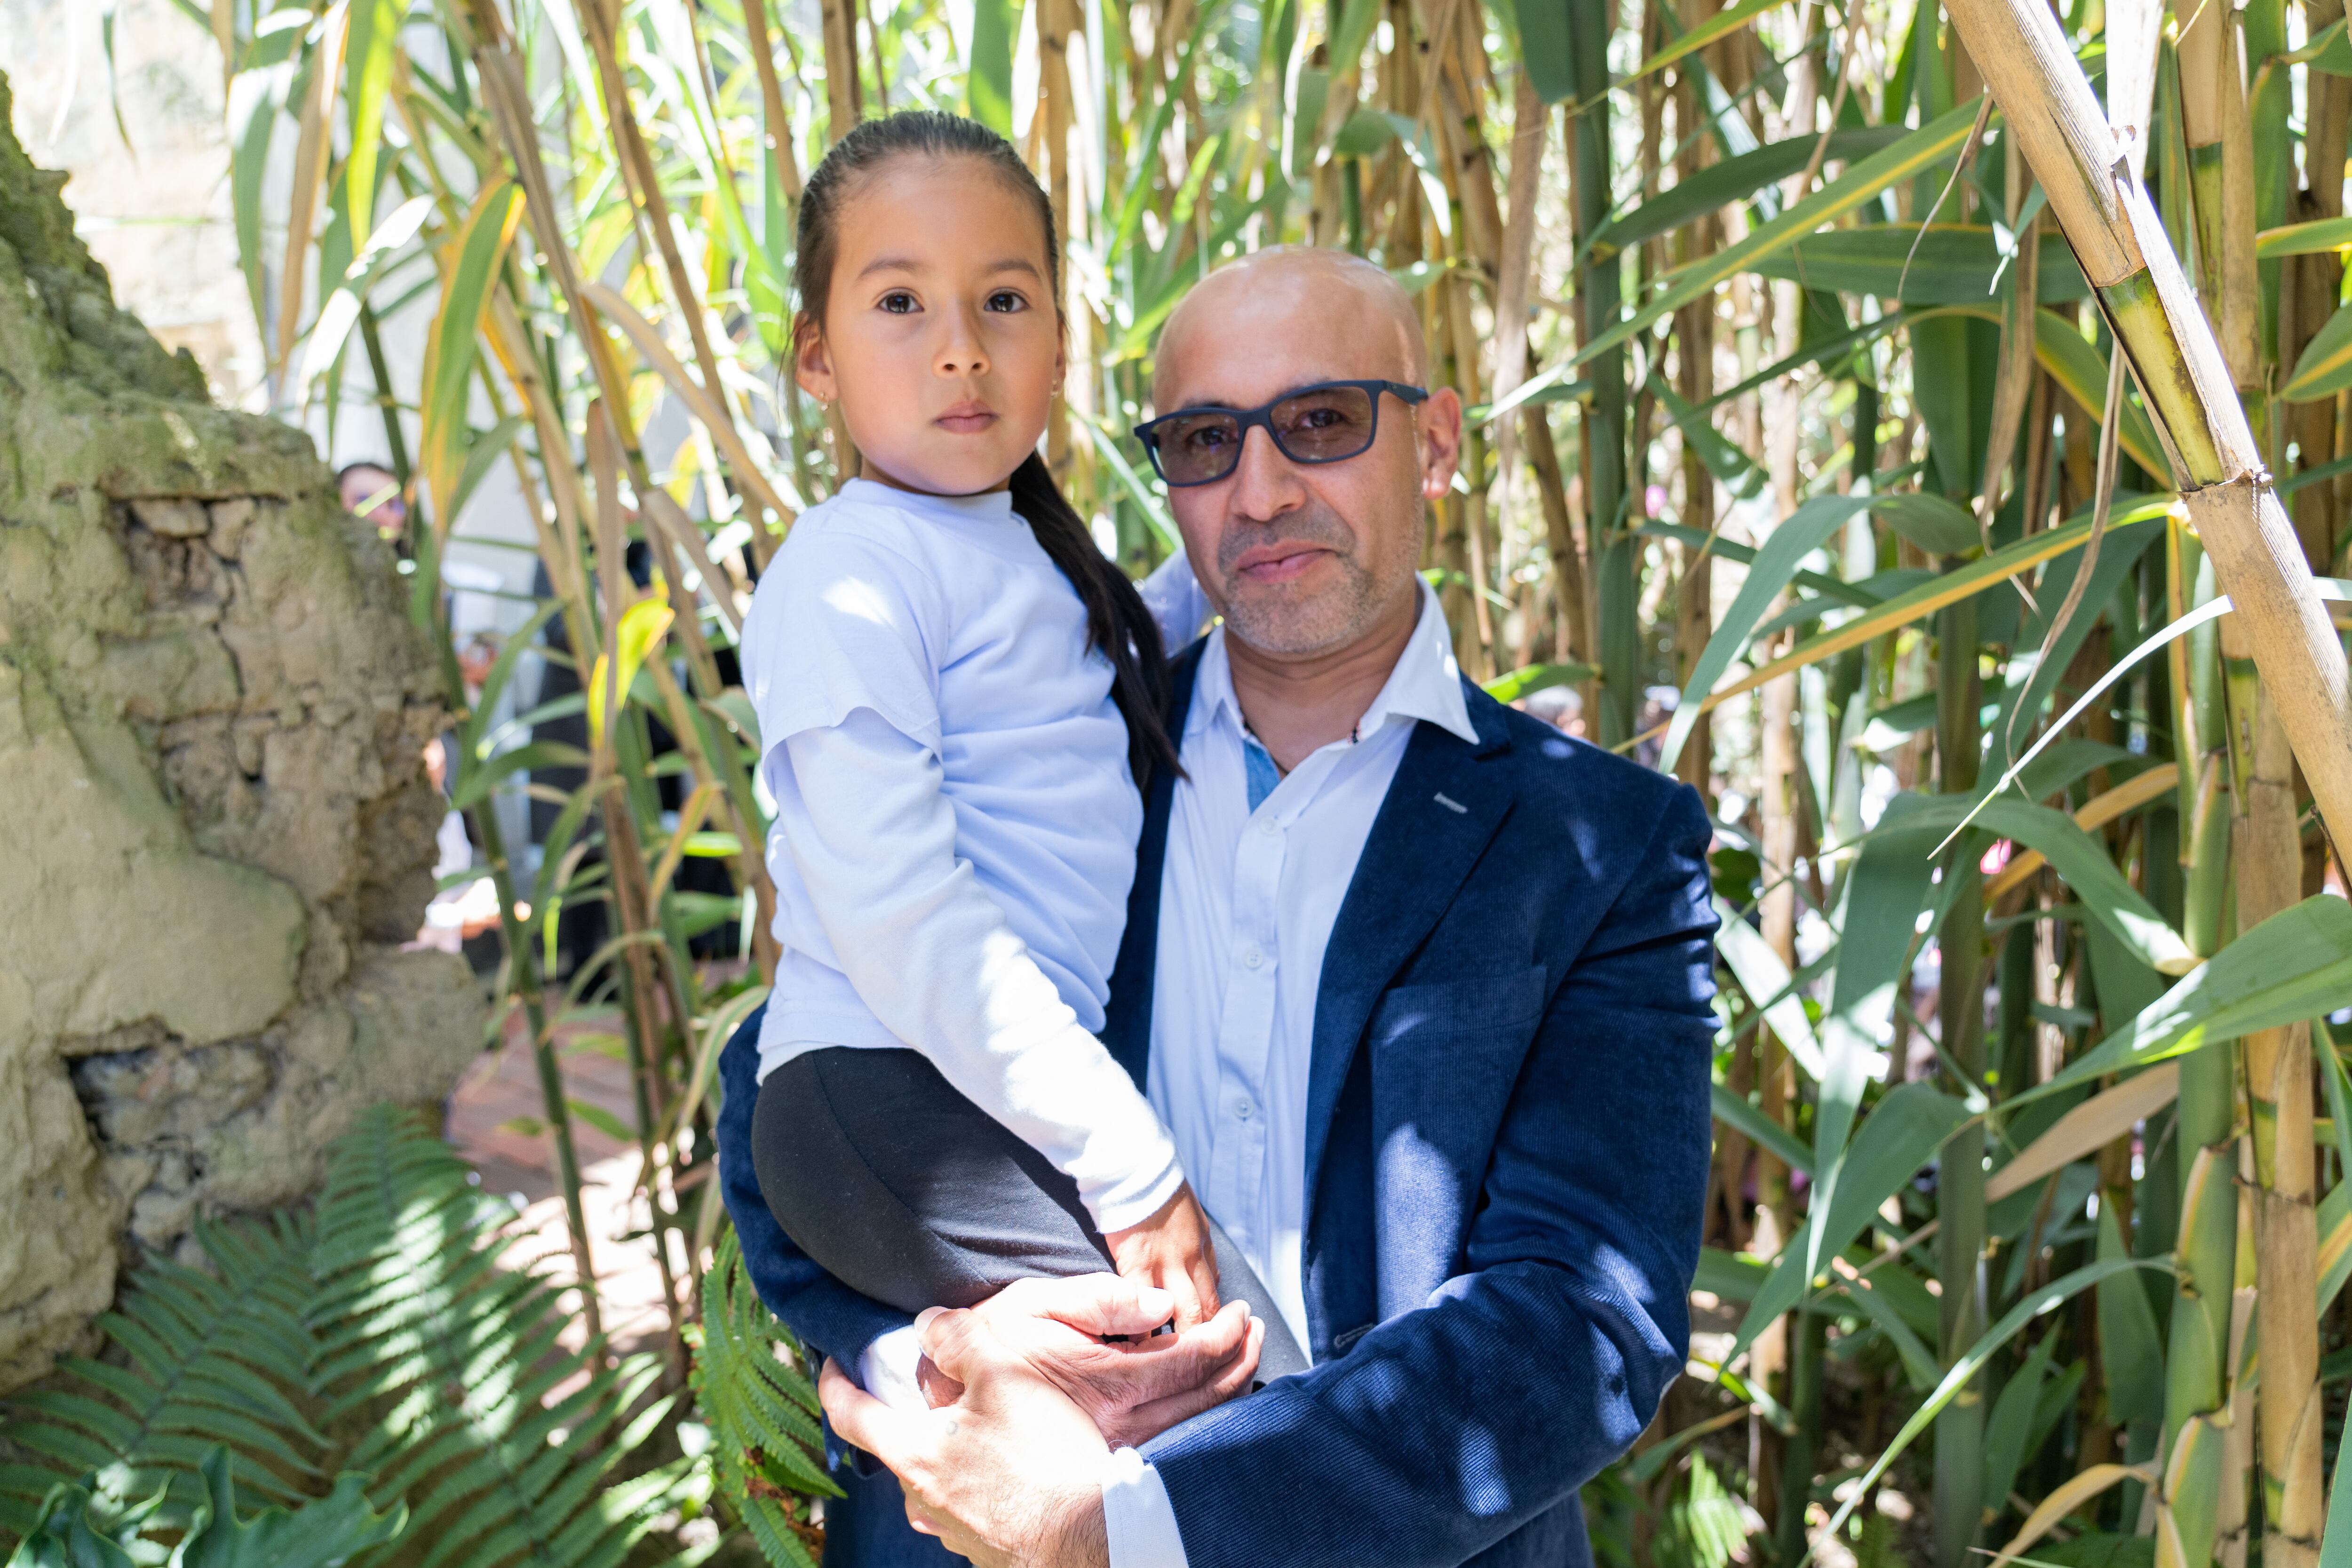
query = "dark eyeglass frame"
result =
(1131, 379, 1430, 487)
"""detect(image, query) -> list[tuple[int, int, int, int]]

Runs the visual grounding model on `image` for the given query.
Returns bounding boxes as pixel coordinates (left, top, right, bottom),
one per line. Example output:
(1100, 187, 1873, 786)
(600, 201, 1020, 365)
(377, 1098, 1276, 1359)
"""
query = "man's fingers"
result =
(818, 1355, 924, 1465)
(916, 1305, 999, 1387)
(1111, 1299, 1250, 1401)
(1118, 1315, 1266, 1445)
(901, 1485, 944, 1538)
(1187, 1251, 1224, 1324)
(996, 1273, 1176, 1339)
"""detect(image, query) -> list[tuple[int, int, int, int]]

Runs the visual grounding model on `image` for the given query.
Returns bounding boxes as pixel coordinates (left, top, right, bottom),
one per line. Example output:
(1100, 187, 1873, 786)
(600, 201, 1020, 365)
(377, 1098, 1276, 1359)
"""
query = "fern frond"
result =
(689, 1231, 836, 1568)
(0, 1214, 320, 1514)
(1, 1107, 698, 1565)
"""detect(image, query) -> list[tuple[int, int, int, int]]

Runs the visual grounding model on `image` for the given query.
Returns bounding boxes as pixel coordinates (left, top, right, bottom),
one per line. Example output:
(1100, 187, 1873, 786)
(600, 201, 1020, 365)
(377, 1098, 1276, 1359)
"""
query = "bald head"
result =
(1142, 244, 1462, 671)
(1152, 247, 1427, 406)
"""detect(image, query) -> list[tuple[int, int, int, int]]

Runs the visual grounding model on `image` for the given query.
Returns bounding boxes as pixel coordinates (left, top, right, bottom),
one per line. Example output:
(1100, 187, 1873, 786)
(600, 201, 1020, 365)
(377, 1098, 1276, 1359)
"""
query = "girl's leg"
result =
(751, 1047, 1307, 1378)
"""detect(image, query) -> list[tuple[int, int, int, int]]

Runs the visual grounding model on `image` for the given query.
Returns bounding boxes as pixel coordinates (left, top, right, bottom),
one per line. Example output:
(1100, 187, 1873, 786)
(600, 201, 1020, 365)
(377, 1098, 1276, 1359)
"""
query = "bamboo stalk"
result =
(740, 0, 806, 199)
(2225, 608, 2324, 1568)
(1935, 592, 1990, 1568)
(1933, 0, 2352, 862)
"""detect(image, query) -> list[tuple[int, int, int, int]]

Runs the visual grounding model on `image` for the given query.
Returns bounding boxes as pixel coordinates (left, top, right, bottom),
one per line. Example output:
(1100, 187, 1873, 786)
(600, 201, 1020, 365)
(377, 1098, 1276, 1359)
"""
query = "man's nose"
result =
(1227, 424, 1305, 521)
(934, 302, 990, 377)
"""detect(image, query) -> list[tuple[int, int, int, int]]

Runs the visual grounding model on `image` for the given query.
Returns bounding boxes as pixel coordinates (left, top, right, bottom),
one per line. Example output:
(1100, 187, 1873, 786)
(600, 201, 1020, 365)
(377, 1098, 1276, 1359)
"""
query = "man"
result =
(337, 460, 408, 537)
(716, 247, 1717, 1567)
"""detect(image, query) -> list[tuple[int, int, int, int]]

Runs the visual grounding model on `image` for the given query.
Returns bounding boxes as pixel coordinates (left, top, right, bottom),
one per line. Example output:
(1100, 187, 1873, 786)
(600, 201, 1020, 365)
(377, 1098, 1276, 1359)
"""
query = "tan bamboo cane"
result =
(1934, 0, 2352, 863)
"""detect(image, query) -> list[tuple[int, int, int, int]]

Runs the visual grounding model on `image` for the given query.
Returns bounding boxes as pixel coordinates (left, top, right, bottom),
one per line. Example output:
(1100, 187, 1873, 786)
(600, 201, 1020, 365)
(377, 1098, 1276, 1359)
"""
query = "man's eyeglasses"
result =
(1131, 380, 1429, 488)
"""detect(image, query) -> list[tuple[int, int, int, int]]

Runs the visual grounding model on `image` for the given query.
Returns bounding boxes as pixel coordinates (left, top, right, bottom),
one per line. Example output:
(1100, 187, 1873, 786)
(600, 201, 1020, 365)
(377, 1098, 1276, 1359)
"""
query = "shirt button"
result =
(1243, 947, 1264, 969)
(1258, 817, 1280, 837)
(1233, 1098, 1254, 1121)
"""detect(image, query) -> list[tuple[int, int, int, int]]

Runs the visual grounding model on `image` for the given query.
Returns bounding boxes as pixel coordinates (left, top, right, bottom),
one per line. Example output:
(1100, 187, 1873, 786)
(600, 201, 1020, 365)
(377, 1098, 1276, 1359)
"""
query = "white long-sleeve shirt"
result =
(866, 587, 1476, 1568)
(744, 479, 1182, 1233)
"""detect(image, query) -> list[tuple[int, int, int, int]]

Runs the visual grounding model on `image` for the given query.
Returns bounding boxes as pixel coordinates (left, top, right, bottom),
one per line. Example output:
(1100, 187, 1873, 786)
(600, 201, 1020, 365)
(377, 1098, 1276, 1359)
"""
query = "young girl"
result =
(742, 111, 1298, 1404)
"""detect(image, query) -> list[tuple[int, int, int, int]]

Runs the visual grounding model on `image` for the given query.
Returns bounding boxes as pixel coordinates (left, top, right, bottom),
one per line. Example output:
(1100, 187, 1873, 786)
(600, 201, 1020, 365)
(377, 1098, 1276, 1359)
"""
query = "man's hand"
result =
(921, 1273, 1264, 1447)
(1103, 1183, 1222, 1328)
(820, 1307, 1114, 1568)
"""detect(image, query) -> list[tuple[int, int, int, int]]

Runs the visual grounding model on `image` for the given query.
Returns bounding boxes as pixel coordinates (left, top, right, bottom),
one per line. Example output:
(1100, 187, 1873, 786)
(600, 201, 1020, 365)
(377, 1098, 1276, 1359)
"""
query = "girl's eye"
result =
(985, 290, 1027, 313)
(880, 291, 919, 314)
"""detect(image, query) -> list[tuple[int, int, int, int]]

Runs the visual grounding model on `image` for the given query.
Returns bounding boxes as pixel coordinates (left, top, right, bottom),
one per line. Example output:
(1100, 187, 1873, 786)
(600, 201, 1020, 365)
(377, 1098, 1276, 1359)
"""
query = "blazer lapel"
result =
(1301, 682, 1516, 1208)
(1100, 641, 1205, 1090)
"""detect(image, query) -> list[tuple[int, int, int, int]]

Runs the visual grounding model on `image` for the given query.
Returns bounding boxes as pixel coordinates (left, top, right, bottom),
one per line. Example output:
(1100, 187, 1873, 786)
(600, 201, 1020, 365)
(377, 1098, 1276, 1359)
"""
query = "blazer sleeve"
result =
(1139, 785, 1720, 1568)
(716, 1005, 915, 1377)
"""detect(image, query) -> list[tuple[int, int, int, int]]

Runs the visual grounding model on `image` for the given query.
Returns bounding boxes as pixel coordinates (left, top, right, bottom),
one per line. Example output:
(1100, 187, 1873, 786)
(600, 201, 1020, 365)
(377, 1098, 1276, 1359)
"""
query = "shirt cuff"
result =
(858, 1324, 929, 1412)
(1084, 1149, 1189, 1236)
(1101, 1447, 1190, 1568)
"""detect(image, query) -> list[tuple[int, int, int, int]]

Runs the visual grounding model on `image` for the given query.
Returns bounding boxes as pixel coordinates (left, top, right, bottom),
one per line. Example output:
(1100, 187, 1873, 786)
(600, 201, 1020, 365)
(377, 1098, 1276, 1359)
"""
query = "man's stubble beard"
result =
(1213, 497, 1422, 658)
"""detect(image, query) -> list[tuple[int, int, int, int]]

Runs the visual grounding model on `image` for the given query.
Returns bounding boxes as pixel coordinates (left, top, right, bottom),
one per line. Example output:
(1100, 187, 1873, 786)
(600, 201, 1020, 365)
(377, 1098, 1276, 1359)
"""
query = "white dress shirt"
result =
(868, 583, 1476, 1568)
(744, 479, 1179, 1231)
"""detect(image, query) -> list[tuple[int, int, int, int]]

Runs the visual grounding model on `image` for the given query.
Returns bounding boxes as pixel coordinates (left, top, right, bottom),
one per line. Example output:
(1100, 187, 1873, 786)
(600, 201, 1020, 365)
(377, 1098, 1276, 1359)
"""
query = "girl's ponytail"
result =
(1009, 452, 1181, 787)
(795, 110, 1183, 789)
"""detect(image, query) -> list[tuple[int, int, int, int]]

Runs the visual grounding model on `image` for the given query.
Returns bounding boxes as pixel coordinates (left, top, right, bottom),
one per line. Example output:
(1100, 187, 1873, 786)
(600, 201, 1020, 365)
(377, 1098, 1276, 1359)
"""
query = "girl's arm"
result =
(771, 708, 1186, 1234)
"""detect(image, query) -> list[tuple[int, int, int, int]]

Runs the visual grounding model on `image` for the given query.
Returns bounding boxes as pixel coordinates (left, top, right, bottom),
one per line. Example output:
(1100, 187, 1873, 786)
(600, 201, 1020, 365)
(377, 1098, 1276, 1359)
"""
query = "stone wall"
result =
(0, 72, 483, 1392)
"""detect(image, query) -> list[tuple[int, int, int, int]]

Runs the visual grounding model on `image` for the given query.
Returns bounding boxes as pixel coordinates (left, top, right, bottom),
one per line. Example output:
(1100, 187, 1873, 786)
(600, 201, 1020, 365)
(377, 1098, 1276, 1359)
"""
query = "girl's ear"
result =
(795, 315, 838, 403)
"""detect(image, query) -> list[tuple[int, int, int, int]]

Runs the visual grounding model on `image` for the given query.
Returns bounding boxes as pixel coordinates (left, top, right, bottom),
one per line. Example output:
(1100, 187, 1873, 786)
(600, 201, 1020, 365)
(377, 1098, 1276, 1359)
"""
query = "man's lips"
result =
(934, 401, 998, 435)
(1231, 541, 1335, 583)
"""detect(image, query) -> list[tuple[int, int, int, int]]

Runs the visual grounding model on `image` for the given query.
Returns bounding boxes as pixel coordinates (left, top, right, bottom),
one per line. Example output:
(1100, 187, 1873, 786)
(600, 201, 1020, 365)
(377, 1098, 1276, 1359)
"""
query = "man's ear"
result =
(1416, 386, 1465, 500)
(795, 315, 838, 403)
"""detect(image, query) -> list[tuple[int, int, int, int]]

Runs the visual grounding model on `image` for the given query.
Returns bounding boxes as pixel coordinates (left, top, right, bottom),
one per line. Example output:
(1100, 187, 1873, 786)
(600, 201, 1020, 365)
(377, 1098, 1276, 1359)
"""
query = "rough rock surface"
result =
(0, 72, 483, 1393)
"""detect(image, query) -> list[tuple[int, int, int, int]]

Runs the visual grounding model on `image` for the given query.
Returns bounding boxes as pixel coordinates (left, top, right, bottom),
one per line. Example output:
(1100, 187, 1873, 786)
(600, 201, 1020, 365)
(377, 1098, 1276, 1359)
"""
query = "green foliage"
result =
(0, 1109, 691, 1567)
(686, 1234, 836, 1568)
(8, 1446, 404, 1568)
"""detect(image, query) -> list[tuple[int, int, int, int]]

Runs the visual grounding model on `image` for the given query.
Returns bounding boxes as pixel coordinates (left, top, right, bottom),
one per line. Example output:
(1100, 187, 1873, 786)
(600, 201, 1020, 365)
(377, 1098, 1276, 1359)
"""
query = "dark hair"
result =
(794, 111, 1178, 786)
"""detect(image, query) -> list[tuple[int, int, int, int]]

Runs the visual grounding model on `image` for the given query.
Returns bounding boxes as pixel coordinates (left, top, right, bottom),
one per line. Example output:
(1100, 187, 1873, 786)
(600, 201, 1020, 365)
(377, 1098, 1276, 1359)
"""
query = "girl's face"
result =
(796, 157, 1064, 497)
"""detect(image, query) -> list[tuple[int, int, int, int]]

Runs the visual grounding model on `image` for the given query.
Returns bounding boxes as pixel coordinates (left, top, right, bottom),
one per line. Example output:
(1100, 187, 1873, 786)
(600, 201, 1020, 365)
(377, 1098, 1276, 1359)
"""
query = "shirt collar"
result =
(840, 476, 1016, 523)
(1188, 582, 1479, 748)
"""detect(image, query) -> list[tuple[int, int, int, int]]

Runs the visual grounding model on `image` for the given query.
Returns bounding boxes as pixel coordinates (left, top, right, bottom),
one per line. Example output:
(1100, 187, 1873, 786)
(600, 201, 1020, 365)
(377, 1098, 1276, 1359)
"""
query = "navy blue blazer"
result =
(715, 646, 1719, 1567)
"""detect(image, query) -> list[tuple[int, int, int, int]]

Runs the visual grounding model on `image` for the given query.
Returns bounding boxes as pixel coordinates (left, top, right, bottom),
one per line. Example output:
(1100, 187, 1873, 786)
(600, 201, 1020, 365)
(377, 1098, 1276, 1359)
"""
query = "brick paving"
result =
(444, 1010, 689, 1361)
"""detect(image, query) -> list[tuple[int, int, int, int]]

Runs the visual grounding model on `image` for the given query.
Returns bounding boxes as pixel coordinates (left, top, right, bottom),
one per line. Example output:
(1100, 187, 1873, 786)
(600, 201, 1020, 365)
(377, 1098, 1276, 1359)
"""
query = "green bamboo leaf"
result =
(1830, 1269, 1942, 1392)
(966, 0, 1024, 135)
(1514, 0, 1581, 103)
(2323, 1377, 2352, 1568)
(1811, 1257, 2175, 1556)
(1727, 1082, 1972, 1365)
(417, 181, 523, 534)
(1482, 662, 1597, 703)
(1612, 0, 1791, 100)
(1648, 373, 1765, 499)
(1817, 792, 1947, 1092)
(451, 742, 591, 812)
(1589, 129, 1908, 257)
(1660, 495, 1875, 772)
(1980, 1333, 2059, 1507)
(227, 66, 285, 336)
(1685, 498, 2176, 726)
(1748, 225, 2089, 304)
(1692, 1248, 1771, 1303)
(2256, 214, 2352, 259)
(341, 0, 400, 249)
(1572, 98, 1987, 371)
(588, 596, 675, 750)
(1712, 1083, 1816, 1178)
(1713, 899, 1824, 1080)
(1870, 492, 1979, 555)
(1875, 793, 2194, 972)
(2012, 897, 2352, 1107)
(2096, 1206, 2164, 1424)
(2320, 1178, 2352, 1318)
(1635, 521, 1878, 607)
(2285, 300, 2352, 402)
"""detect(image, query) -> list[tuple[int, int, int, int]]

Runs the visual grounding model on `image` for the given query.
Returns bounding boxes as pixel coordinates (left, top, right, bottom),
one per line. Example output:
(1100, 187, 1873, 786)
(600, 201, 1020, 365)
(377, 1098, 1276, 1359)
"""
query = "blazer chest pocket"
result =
(1366, 965, 1549, 1052)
